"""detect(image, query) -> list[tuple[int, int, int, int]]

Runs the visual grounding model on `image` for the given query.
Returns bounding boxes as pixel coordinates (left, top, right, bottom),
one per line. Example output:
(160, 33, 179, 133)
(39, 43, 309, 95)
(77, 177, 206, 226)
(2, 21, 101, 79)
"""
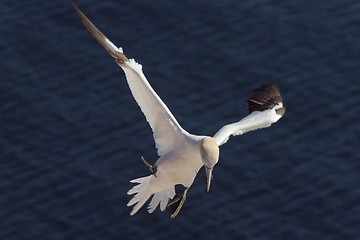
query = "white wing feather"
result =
(72, 3, 188, 156)
(213, 105, 283, 146)
(120, 60, 188, 156)
(213, 82, 285, 146)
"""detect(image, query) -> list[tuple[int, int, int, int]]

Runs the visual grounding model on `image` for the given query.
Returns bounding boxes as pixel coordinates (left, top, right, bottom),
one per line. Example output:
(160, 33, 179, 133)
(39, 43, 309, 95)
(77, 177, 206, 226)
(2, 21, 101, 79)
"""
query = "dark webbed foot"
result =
(167, 187, 188, 218)
(141, 156, 157, 177)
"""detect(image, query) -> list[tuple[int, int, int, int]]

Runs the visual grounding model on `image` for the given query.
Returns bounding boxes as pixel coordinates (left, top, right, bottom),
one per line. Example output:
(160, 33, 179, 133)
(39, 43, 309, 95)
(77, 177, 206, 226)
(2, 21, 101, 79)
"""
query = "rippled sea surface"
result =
(1, 1, 359, 239)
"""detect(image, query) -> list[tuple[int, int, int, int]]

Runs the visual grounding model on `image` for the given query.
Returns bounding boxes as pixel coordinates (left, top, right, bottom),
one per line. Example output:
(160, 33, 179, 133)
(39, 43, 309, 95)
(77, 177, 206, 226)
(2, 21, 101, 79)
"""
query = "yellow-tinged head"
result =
(200, 137, 219, 192)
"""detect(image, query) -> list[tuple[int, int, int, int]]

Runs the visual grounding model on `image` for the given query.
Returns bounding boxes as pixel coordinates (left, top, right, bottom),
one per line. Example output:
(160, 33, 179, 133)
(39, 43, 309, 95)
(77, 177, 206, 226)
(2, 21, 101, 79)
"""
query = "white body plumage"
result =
(72, 2, 285, 218)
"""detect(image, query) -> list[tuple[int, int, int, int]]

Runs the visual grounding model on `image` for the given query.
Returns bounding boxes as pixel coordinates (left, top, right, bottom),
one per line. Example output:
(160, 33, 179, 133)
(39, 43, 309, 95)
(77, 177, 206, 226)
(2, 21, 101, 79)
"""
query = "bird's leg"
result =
(167, 187, 189, 219)
(141, 156, 157, 177)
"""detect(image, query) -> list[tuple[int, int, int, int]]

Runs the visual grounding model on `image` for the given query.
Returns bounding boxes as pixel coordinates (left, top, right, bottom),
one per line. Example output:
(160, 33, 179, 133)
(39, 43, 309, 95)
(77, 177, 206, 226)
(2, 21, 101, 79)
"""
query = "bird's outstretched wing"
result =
(72, 2, 188, 156)
(213, 83, 285, 146)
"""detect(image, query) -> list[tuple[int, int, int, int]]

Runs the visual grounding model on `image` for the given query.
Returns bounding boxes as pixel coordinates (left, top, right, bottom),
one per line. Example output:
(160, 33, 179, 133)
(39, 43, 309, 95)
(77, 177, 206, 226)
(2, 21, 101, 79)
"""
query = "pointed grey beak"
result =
(205, 167, 213, 192)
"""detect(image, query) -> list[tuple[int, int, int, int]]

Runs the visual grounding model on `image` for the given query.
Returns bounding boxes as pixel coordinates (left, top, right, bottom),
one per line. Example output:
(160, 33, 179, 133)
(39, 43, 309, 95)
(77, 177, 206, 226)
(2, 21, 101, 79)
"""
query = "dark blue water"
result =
(1, 1, 359, 239)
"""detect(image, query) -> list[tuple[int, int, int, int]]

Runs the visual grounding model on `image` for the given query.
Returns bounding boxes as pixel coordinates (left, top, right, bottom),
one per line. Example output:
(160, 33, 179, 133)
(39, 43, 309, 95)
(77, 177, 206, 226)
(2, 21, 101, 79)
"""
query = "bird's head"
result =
(200, 137, 219, 192)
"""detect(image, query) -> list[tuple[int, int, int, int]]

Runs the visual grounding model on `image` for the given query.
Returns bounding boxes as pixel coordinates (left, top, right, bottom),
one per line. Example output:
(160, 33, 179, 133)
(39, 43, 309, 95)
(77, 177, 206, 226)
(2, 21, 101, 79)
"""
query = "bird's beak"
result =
(205, 167, 213, 192)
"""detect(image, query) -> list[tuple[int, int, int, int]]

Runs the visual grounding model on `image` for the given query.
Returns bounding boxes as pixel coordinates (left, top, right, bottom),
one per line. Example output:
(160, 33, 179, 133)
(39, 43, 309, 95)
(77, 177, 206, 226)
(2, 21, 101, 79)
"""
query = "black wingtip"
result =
(70, 0, 77, 9)
(247, 82, 284, 114)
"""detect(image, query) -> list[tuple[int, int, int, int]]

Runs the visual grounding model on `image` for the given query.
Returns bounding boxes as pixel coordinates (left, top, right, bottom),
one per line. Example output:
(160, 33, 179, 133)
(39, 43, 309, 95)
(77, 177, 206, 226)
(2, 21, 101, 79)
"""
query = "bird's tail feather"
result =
(127, 176, 154, 216)
(147, 186, 175, 213)
(127, 175, 175, 215)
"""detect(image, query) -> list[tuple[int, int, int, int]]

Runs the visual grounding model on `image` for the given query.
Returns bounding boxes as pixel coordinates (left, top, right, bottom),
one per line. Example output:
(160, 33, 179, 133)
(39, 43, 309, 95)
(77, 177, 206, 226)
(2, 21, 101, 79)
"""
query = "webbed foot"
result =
(167, 187, 188, 218)
(141, 156, 157, 177)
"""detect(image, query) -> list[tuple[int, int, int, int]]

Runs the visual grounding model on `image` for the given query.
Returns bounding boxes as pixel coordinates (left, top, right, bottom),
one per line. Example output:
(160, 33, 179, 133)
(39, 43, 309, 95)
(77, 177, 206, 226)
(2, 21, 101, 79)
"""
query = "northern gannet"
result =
(72, 2, 285, 218)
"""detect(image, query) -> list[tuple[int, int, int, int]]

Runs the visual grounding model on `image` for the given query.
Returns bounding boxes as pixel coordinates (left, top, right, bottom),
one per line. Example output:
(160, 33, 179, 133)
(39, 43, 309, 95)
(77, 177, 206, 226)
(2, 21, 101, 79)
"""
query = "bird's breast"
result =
(155, 141, 203, 186)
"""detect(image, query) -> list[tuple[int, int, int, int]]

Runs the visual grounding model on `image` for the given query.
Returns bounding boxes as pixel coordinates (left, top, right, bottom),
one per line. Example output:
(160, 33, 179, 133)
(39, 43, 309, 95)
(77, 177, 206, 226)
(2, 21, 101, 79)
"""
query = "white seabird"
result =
(72, 2, 285, 218)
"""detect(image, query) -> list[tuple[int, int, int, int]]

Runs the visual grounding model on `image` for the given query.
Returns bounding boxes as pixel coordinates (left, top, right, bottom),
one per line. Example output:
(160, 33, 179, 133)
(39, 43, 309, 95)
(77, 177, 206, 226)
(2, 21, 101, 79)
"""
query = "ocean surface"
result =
(1, 1, 359, 239)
